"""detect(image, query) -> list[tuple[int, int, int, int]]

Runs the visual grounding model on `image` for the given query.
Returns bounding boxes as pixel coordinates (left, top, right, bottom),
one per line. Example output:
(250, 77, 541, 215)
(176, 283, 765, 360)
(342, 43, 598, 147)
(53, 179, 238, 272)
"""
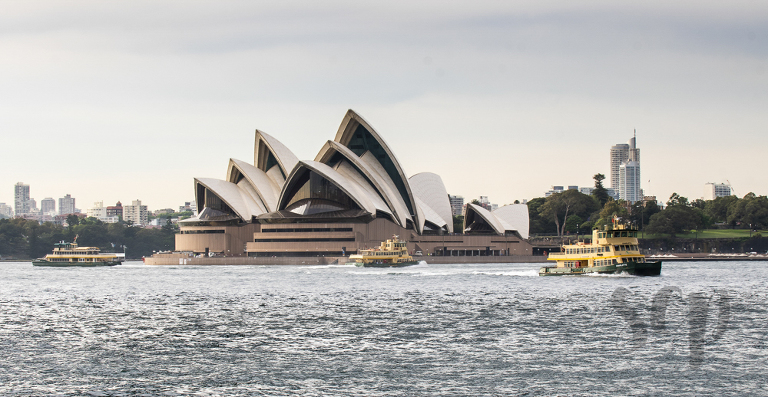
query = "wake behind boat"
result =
(347, 235, 419, 267)
(32, 238, 125, 267)
(539, 218, 661, 276)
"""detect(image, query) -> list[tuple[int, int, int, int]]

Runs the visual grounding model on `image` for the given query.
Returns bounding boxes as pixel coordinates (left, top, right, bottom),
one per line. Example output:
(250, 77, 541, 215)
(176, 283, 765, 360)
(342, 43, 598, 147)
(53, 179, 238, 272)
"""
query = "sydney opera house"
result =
(173, 110, 531, 260)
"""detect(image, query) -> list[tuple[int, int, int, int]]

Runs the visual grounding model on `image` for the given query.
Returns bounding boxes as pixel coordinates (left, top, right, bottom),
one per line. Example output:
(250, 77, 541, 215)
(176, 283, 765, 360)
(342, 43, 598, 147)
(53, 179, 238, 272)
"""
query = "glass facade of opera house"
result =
(174, 110, 531, 258)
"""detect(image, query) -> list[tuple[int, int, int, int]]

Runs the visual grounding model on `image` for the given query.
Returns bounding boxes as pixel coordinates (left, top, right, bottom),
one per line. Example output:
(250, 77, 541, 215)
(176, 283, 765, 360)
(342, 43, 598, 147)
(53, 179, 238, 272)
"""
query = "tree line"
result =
(528, 174, 768, 237)
(0, 215, 175, 260)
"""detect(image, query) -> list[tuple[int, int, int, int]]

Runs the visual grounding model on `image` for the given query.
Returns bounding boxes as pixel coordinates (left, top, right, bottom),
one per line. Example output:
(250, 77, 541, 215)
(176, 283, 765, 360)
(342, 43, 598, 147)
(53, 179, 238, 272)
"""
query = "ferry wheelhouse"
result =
(347, 235, 418, 267)
(32, 239, 125, 267)
(539, 221, 661, 276)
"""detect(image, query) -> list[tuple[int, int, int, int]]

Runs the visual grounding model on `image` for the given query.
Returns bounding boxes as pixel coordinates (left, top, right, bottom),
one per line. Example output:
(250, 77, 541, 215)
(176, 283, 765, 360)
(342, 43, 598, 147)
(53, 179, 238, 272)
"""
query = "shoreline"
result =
(142, 255, 551, 266)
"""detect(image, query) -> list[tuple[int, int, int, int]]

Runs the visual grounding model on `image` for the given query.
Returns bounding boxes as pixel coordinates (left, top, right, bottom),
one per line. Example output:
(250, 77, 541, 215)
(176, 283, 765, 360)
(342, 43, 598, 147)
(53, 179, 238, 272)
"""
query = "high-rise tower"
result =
(610, 130, 642, 203)
(59, 194, 76, 215)
(14, 182, 30, 216)
(41, 198, 56, 214)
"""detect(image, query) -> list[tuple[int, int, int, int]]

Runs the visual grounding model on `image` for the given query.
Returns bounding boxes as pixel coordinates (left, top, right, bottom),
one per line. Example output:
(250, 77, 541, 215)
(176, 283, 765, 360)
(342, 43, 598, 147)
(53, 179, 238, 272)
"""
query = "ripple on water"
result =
(0, 261, 765, 396)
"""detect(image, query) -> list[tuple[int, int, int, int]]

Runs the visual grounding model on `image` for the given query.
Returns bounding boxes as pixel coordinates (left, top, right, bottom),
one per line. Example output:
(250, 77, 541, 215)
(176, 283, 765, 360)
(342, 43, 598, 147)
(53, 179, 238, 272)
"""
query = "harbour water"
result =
(1, 261, 766, 396)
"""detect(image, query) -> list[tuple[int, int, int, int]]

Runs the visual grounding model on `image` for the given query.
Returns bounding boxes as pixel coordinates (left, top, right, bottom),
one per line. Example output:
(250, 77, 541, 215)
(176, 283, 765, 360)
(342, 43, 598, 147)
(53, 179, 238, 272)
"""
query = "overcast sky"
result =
(2, 1, 767, 211)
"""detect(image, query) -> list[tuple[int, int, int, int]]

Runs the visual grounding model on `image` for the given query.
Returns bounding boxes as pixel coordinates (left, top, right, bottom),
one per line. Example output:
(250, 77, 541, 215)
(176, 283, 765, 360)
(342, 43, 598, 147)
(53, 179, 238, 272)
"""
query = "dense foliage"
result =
(528, 187, 768, 237)
(0, 217, 175, 259)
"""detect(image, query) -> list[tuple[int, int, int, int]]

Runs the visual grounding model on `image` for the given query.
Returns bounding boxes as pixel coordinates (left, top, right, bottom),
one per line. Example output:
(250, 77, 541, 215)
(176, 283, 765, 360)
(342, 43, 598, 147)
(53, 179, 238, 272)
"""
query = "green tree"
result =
(539, 190, 599, 237)
(66, 214, 80, 227)
(591, 173, 611, 207)
(666, 193, 689, 207)
(564, 214, 584, 234)
(595, 200, 630, 227)
(527, 197, 555, 234)
(645, 193, 703, 236)
(704, 195, 739, 226)
(691, 199, 706, 209)
(453, 215, 464, 233)
(728, 193, 768, 229)
(645, 205, 698, 236)
(629, 200, 661, 229)
(23, 221, 39, 258)
(0, 219, 26, 256)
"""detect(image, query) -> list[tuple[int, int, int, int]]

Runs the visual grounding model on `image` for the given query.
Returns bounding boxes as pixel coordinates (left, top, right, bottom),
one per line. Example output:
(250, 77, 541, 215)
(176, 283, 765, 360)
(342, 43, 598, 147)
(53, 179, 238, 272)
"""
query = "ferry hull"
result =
(32, 260, 122, 267)
(539, 260, 662, 276)
(352, 261, 419, 268)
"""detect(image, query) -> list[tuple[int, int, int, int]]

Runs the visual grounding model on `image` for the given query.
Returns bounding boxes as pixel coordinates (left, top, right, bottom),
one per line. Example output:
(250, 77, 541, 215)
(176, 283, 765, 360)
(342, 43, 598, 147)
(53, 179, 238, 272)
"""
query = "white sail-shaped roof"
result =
(492, 204, 530, 239)
(254, 130, 299, 188)
(226, 158, 280, 212)
(464, 203, 506, 235)
(188, 110, 530, 238)
(332, 160, 393, 217)
(409, 172, 453, 233)
(194, 177, 262, 221)
(334, 109, 421, 232)
(315, 140, 411, 227)
(278, 160, 377, 216)
(415, 196, 447, 230)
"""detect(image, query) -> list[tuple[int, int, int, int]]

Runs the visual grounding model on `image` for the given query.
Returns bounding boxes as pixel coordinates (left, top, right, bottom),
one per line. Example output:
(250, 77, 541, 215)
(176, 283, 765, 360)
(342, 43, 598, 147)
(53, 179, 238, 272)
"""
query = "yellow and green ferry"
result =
(347, 235, 419, 267)
(32, 238, 125, 267)
(539, 220, 661, 276)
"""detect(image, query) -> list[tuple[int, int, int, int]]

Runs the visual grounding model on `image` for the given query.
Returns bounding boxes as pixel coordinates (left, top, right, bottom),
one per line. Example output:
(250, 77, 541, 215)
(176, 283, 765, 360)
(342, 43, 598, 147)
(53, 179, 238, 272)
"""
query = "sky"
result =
(1, 1, 767, 212)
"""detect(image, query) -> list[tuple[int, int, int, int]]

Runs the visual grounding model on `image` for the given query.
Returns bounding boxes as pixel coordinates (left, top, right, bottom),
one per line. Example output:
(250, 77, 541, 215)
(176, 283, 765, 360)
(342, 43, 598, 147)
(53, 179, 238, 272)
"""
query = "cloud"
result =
(1, 1, 767, 207)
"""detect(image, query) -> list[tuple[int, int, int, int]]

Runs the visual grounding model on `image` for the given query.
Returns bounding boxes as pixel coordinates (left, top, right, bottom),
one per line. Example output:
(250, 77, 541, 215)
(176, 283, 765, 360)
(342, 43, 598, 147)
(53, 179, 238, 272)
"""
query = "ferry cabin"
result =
(350, 237, 413, 264)
(548, 227, 648, 268)
(42, 242, 122, 264)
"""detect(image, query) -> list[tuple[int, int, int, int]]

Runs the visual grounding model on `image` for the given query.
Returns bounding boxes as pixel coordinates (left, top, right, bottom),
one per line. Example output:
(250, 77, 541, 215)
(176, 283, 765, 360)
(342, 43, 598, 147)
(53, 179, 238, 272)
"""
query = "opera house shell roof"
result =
(185, 109, 528, 239)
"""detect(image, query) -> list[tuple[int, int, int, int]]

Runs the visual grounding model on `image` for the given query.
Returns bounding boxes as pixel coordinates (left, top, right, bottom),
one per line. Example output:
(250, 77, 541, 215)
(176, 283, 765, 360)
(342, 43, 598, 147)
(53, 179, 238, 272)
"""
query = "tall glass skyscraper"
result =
(610, 131, 642, 203)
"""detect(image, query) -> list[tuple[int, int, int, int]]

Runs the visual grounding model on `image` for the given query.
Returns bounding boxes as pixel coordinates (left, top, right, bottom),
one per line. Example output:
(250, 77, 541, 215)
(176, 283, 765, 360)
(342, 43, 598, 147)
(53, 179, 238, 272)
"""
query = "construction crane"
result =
(726, 180, 738, 197)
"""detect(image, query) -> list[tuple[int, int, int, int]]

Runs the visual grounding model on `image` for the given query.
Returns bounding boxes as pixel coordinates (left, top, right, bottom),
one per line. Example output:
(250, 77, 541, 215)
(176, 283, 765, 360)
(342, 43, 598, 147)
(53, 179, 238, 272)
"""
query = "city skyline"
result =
(1, 2, 767, 209)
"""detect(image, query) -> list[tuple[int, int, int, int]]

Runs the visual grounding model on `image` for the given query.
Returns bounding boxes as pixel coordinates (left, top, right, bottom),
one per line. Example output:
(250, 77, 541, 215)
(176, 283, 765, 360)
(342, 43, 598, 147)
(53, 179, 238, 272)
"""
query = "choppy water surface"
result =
(1, 261, 766, 396)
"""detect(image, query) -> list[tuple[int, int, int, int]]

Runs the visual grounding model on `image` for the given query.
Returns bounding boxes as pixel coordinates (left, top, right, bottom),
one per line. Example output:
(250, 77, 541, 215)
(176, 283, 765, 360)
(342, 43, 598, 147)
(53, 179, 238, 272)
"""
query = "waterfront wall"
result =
(143, 254, 547, 266)
(639, 236, 768, 254)
(529, 235, 768, 255)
